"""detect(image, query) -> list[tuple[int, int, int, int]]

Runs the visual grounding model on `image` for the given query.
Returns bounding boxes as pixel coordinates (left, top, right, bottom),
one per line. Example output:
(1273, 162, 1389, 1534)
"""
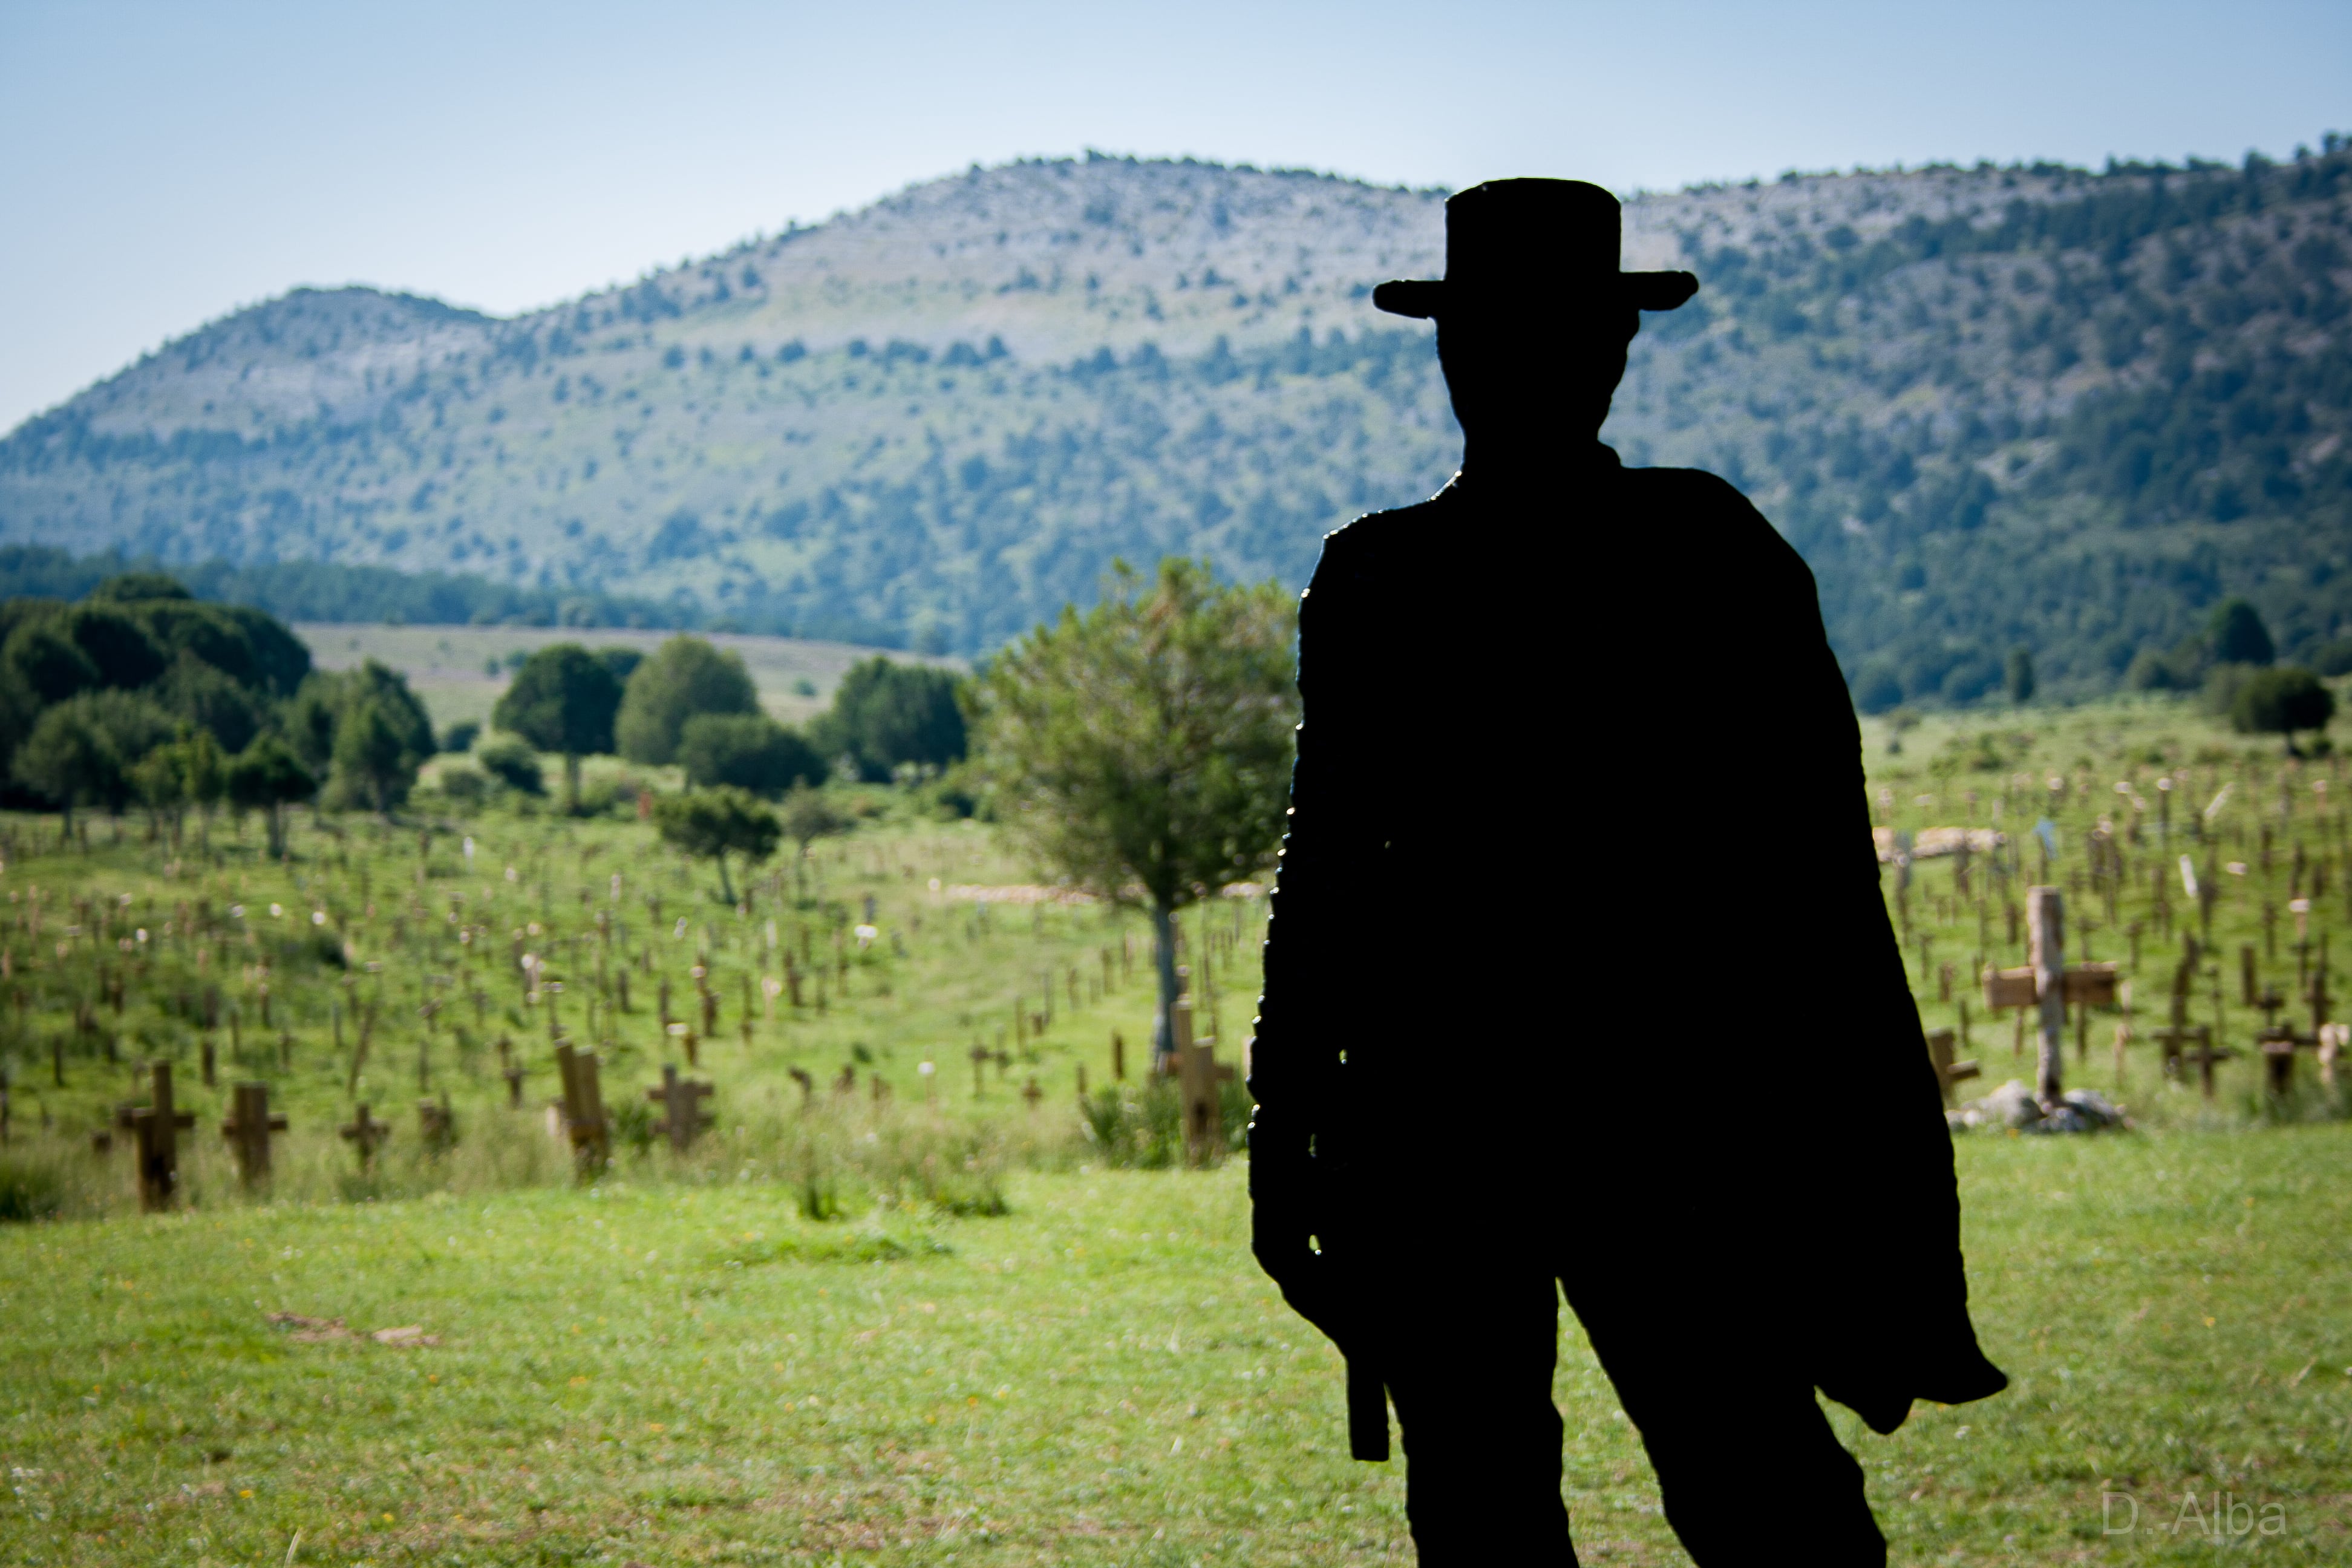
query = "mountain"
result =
(3, 144, 2349, 702)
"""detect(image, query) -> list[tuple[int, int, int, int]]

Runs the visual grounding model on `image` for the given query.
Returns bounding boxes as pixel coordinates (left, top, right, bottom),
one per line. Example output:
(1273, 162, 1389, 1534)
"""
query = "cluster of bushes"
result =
(0, 573, 435, 848)
(459, 638, 967, 814)
(0, 563, 977, 856)
(2120, 597, 2339, 752)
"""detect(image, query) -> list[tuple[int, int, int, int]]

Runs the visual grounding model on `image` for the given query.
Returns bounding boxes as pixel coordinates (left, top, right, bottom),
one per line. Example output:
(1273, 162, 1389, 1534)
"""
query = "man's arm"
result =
(1247, 526, 1383, 1335)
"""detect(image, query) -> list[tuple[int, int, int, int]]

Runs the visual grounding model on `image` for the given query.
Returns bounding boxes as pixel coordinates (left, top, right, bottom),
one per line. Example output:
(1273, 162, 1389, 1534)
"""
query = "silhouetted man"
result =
(1248, 180, 2007, 1565)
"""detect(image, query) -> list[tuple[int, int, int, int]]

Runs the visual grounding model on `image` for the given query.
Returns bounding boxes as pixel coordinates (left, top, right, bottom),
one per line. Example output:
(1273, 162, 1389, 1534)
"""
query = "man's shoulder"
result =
(1625, 463, 1809, 576)
(1307, 489, 1457, 586)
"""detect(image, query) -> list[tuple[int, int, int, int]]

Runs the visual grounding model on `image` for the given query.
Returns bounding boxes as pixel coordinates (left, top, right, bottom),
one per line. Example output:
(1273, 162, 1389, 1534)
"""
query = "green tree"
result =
(7, 690, 166, 834)
(225, 735, 316, 858)
(492, 642, 623, 811)
(2209, 598, 2275, 667)
(180, 728, 225, 851)
(678, 714, 824, 797)
(777, 781, 849, 894)
(128, 743, 188, 847)
(811, 657, 968, 780)
(2004, 646, 2036, 704)
(155, 650, 264, 753)
(970, 558, 1298, 1062)
(331, 699, 415, 814)
(3, 620, 97, 705)
(2230, 666, 2335, 753)
(614, 637, 760, 765)
(652, 786, 782, 903)
(295, 661, 434, 810)
(64, 604, 166, 690)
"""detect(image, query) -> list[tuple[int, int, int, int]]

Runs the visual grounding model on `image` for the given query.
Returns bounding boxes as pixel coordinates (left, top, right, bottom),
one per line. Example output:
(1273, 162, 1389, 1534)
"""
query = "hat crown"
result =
(1445, 178, 1622, 284)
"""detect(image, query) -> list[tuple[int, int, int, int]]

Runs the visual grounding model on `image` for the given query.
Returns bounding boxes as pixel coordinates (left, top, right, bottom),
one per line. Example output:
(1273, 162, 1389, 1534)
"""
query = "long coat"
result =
(1248, 446, 2006, 1434)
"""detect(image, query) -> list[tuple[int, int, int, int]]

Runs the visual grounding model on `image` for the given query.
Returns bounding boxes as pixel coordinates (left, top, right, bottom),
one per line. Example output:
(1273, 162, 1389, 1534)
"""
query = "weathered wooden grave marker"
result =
(2181, 1025, 2238, 1099)
(1170, 992, 1236, 1164)
(497, 1035, 524, 1107)
(219, 1082, 287, 1186)
(645, 1063, 713, 1151)
(417, 1091, 456, 1153)
(1925, 1027, 1980, 1106)
(117, 1061, 197, 1210)
(552, 1042, 609, 1171)
(2028, 887, 2067, 1100)
(339, 1103, 391, 1171)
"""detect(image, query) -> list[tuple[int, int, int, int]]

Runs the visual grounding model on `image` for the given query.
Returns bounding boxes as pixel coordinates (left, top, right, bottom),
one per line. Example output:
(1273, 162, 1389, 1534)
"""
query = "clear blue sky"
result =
(4, 0, 2345, 433)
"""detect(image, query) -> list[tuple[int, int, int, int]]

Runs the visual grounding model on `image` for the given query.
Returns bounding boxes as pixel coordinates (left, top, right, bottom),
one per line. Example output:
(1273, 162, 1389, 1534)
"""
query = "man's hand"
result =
(1247, 1108, 1347, 1345)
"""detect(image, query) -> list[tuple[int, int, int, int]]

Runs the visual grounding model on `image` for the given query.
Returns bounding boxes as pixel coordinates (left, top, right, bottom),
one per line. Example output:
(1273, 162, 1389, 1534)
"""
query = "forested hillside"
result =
(2, 143, 2348, 699)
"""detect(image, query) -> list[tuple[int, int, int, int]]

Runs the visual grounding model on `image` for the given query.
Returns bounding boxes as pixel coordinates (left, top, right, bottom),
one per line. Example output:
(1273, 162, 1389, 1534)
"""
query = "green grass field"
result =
(3, 1136, 2348, 1565)
(4, 687, 2352, 1563)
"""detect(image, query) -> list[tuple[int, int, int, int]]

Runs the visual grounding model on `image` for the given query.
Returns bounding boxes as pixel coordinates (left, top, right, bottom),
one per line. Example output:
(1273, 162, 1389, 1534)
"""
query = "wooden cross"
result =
(833, 1063, 857, 1096)
(969, 1041, 990, 1098)
(417, 1092, 456, 1153)
(2180, 1027, 2238, 1100)
(788, 1065, 814, 1105)
(645, 1063, 713, 1151)
(117, 1061, 197, 1210)
(498, 1036, 524, 1108)
(1021, 1076, 1043, 1111)
(1172, 995, 1235, 1164)
(219, 1082, 287, 1186)
(339, 1103, 391, 1169)
(553, 1042, 609, 1172)
(1925, 1027, 1980, 1108)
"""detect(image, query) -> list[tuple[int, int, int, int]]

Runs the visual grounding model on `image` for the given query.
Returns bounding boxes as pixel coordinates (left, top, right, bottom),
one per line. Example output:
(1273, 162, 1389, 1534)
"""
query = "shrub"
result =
(439, 766, 489, 805)
(676, 713, 824, 797)
(0, 1157, 64, 1223)
(2230, 665, 2335, 748)
(478, 739, 545, 794)
(441, 720, 480, 753)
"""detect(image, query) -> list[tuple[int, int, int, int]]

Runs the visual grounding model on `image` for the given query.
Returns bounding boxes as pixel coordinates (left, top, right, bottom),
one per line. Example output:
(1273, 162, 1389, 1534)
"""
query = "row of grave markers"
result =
(1944, 884, 2344, 1108)
(90, 1042, 725, 1207)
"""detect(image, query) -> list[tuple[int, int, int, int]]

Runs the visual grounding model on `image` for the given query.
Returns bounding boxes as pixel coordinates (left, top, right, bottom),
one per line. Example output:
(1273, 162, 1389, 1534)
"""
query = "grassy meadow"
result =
(1, 689, 2350, 1564)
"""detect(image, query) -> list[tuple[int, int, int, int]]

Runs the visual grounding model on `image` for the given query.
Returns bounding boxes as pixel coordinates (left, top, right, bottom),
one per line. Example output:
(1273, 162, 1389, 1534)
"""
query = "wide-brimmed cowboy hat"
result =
(1371, 177, 1698, 319)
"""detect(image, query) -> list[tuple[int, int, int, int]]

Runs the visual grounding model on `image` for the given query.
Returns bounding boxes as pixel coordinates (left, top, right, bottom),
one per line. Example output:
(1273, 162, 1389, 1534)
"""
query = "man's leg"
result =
(1377, 1263, 1573, 1565)
(1561, 1268, 1884, 1567)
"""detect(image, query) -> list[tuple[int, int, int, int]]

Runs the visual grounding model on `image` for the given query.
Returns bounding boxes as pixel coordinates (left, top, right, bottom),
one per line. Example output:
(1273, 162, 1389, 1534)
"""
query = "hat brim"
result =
(1371, 270, 1699, 319)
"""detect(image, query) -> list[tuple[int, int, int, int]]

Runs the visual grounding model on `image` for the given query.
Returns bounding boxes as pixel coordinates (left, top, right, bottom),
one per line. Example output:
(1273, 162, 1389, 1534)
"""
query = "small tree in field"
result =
(493, 643, 623, 812)
(652, 786, 782, 904)
(2231, 666, 2336, 754)
(128, 744, 186, 847)
(15, 704, 114, 840)
(332, 699, 413, 815)
(227, 736, 316, 858)
(970, 558, 1298, 1064)
(777, 781, 849, 895)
